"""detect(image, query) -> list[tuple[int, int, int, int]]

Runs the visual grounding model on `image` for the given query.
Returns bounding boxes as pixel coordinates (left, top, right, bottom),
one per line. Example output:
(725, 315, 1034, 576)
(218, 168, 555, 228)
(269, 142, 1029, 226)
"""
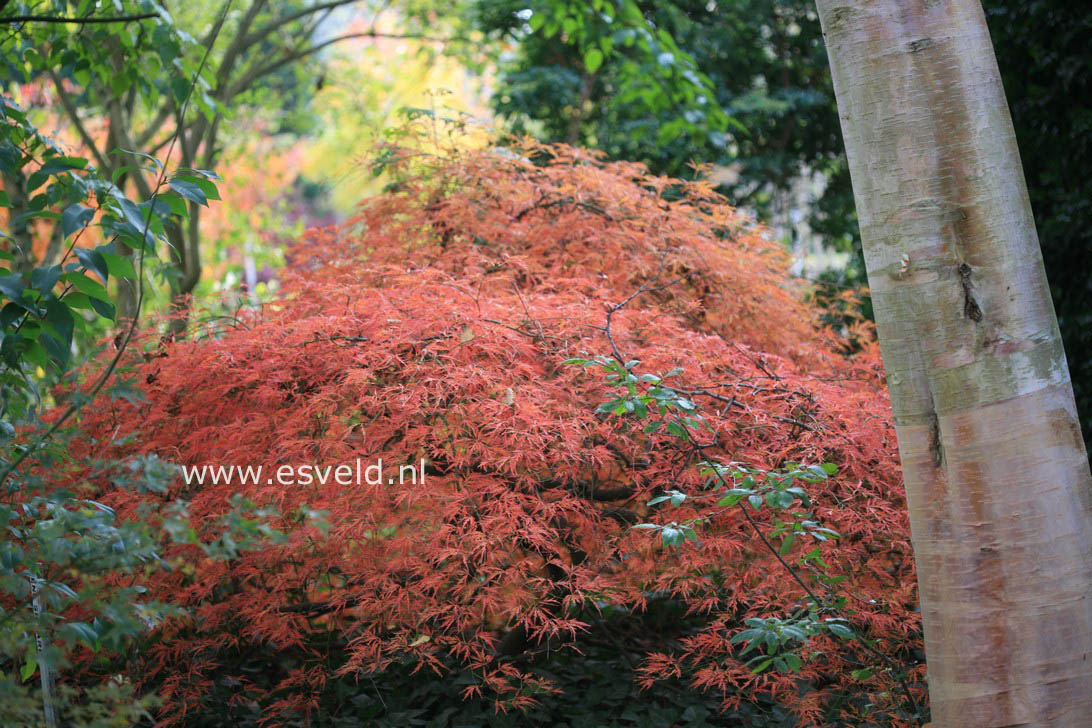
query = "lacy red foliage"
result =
(66, 143, 922, 725)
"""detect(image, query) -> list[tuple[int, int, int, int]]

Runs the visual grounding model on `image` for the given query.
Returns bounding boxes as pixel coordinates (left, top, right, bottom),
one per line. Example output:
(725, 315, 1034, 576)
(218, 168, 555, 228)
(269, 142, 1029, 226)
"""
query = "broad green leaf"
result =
(750, 657, 773, 674)
(826, 621, 854, 640)
(20, 657, 36, 682)
(31, 265, 61, 295)
(40, 332, 69, 365)
(99, 251, 136, 279)
(168, 177, 208, 206)
(75, 247, 109, 283)
(175, 175, 220, 201)
(584, 48, 604, 73)
(61, 271, 110, 302)
(45, 297, 74, 348)
(0, 273, 24, 301)
(61, 203, 95, 238)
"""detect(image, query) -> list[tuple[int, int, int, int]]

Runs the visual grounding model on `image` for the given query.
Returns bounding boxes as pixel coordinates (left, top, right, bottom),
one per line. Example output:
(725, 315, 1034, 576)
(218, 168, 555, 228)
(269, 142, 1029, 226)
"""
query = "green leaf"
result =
(584, 48, 604, 73)
(665, 421, 688, 440)
(61, 621, 100, 649)
(851, 668, 873, 680)
(596, 398, 623, 413)
(779, 531, 795, 555)
(88, 296, 116, 321)
(158, 190, 189, 217)
(38, 156, 87, 175)
(716, 493, 742, 507)
(74, 247, 109, 283)
(729, 628, 761, 645)
(40, 332, 69, 365)
(62, 271, 110, 302)
(750, 657, 773, 674)
(168, 177, 208, 206)
(62, 203, 95, 238)
(99, 251, 136, 279)
(31, 264, 62, 295)
(45, 297, 74, 348)
(20, 657, 36, 682)
(180, 168, 222, 181)
(0, 273, 24, 302)
(175, 175, 220, 201)
(826, 621, 854, 640)
(111, 164, 154, 185)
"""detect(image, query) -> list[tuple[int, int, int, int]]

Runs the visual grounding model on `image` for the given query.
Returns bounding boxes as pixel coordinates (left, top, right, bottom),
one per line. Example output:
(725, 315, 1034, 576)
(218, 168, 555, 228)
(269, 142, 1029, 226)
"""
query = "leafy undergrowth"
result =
(175, 603, 797, 728)
(55, 142, 923, 725)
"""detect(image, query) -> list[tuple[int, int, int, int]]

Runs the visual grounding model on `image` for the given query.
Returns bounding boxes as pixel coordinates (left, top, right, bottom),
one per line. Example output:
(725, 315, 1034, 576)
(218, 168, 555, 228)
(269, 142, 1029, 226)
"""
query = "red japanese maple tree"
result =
(63, 142, 922, 725)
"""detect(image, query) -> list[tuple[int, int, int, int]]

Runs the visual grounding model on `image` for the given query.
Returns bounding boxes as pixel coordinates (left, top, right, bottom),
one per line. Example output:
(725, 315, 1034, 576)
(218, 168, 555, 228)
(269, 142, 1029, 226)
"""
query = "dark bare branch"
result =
(0, 13, 157, 24)
(238, 0, 361, 52)
(227, 29, 457, 97)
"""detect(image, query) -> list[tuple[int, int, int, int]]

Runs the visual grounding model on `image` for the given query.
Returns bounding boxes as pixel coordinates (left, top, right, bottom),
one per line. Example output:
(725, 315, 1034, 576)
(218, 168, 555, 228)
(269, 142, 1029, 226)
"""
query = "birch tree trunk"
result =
(813, 0, 1092, 724)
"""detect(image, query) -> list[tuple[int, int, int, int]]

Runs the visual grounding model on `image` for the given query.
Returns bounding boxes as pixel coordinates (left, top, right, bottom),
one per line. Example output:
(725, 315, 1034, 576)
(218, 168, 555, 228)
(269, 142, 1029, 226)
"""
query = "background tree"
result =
(982, 0, 1092, 450)
(477, 0, 858, 259)
(815, 0, 1092, 723)
(8, 0, 454, 326)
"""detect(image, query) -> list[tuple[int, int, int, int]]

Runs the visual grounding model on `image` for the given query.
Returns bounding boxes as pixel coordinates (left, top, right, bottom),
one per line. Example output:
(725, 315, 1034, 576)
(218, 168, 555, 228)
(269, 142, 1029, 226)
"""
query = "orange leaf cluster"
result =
(65, 142, 922, 725)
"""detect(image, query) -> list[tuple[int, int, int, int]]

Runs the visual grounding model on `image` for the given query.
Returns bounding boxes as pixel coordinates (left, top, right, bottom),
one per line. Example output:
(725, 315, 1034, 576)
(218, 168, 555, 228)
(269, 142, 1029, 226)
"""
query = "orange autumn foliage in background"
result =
(62, 142, 922, 725)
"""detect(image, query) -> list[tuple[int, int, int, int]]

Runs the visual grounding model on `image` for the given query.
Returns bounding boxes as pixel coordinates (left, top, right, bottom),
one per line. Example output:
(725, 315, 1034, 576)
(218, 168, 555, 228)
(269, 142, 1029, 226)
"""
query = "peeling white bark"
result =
(814, 0, 1092, 724)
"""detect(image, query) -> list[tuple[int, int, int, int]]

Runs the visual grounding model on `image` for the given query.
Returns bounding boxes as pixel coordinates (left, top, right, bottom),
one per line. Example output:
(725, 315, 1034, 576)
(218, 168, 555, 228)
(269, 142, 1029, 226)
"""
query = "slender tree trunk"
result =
(814, 0, 1092, 724)
(3, 170, 35, 273)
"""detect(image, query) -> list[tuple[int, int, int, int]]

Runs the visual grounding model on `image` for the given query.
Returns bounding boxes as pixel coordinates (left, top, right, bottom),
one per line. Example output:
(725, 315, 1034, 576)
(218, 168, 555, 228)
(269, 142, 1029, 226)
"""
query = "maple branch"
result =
(602, 277, 684, 364)
(481, 318, 565, 342)
(586, 485, 634, 502)
(512, 195, 612, 222)
(288, 335, 370, 348)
